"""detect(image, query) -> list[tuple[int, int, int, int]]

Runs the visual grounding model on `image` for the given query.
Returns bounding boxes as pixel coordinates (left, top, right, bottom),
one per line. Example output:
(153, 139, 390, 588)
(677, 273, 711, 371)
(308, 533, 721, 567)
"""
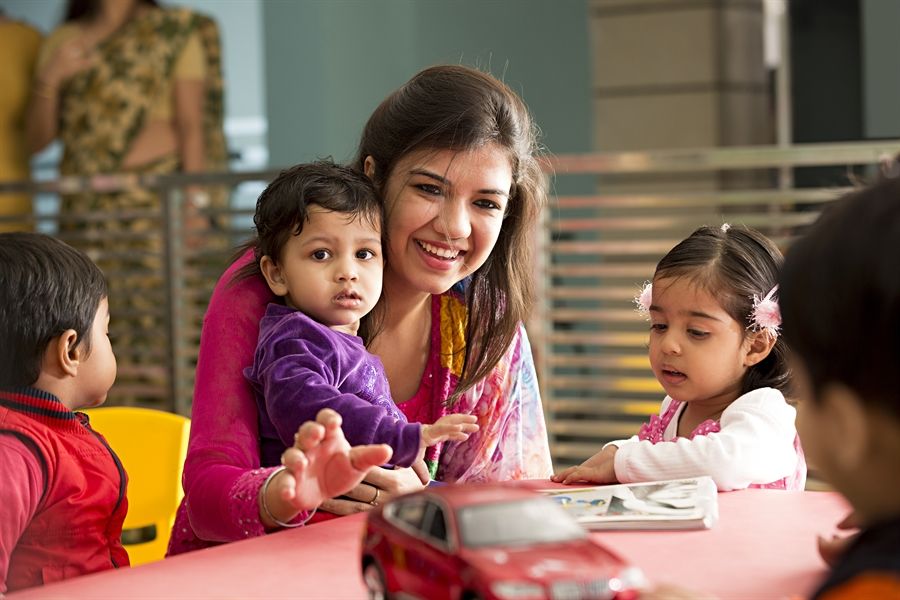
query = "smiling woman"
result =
(168, 65, 553, 556)
(367, 144, 511, 301)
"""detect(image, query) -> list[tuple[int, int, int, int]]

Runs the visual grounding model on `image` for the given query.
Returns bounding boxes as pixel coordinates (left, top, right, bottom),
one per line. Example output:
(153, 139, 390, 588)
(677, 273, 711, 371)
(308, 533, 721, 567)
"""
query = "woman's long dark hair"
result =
(354, 65, 547, 404)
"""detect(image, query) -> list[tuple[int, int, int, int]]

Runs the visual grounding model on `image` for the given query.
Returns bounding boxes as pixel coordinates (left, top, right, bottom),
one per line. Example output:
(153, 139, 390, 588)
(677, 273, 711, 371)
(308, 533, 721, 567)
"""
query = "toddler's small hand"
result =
(421, 414, 479, 447)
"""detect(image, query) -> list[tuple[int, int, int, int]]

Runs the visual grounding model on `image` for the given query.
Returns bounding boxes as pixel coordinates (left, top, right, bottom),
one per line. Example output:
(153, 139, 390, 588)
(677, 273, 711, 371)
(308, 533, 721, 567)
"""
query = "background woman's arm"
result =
(173, 78, 206, 174)
(25, 77, 60, 154)
(26, 34, 93, 154)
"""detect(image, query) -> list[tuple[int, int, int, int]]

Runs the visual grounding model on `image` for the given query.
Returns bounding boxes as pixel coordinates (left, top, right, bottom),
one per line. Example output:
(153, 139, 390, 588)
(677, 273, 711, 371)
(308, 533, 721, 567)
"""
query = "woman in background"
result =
(0, 11, 41, 232)
(26, 0, 226, 408)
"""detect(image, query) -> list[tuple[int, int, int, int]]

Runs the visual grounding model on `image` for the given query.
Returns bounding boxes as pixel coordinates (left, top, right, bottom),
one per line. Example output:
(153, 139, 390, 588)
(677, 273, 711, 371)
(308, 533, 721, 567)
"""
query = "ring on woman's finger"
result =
(369, 486, 380, 506)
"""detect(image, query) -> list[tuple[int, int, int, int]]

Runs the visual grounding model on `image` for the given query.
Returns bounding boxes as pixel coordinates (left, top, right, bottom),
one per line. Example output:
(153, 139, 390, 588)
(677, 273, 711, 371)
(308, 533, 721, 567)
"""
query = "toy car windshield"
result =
(457, 497, 587, 548)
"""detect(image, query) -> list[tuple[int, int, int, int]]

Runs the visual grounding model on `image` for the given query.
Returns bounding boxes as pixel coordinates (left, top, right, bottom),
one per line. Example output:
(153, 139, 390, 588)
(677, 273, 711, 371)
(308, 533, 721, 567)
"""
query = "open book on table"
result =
(537, 476, 719, 531)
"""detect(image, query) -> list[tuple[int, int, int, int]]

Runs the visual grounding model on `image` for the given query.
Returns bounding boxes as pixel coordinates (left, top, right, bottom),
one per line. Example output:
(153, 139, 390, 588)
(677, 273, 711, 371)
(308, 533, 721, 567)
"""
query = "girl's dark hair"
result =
(235, 159, 382, 283)
(65, 0, 158, 22)
(780, 178, 900, 419)
(0, 233, 108, 387)
(354, 64, 547, 403)
(654, 225, 790, 396)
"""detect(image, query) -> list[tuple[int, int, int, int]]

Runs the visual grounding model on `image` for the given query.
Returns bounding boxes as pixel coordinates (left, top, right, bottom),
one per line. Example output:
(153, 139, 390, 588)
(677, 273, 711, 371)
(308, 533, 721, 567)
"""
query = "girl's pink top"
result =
(167, 250, 552, 555)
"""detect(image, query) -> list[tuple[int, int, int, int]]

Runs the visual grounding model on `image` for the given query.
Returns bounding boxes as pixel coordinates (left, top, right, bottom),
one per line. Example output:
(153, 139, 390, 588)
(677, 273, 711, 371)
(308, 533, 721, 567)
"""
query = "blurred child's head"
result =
(0, 233, 115, 409)
(645, 225, 789, 407)
(254, 160, 384, 334)
(780, 179, 900, 515)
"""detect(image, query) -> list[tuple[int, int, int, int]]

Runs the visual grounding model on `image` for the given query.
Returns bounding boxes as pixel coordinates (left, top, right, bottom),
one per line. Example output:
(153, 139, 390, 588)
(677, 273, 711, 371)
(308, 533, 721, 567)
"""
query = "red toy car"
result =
(360, 483, 644, 600)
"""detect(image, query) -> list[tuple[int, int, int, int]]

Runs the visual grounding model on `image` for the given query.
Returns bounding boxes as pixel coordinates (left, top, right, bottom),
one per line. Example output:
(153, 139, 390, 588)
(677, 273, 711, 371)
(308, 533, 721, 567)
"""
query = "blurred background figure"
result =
(0, 9, 41, 233)
(25, 0, 226, 408)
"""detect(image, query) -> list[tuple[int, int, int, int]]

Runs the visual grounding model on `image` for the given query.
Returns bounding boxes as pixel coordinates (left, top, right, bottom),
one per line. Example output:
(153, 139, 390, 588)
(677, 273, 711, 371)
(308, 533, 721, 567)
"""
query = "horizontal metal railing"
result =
(537, 140, 900, 468)
(2, 140, 898, 473)
(1, 168, 283, 415)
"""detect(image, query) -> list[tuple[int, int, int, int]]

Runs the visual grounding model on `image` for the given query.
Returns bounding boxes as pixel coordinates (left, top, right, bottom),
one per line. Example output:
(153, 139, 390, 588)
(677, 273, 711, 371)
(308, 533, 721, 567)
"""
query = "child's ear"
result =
(363, 156, 377, 180)
(48, 329, 81, 377)
(743, 330, 777, 367)
(260, 255, 288, 297)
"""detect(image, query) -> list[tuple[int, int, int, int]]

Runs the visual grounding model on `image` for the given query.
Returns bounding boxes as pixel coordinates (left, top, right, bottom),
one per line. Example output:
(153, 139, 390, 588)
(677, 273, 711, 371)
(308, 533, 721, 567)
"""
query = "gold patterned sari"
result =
(56, 7, 226, 409)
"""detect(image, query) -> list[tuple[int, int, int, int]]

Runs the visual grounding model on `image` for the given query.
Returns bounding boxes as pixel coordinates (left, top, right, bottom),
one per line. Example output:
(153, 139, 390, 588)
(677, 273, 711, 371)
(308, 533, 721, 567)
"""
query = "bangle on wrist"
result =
(261, 466, 316, 529)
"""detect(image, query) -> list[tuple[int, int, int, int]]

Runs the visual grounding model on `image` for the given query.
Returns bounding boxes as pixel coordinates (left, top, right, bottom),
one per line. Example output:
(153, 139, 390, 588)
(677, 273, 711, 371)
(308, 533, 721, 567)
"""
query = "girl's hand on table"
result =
(551, 445, 618, 485)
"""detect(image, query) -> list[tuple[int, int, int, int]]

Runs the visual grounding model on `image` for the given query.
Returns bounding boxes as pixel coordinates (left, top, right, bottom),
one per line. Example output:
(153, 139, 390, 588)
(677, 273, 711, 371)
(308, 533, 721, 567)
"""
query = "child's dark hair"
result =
(235, 159, 382, 282)
(654, 225, 790, 395)
(780, 177, 900, 419)
(0, 233, 108, 387)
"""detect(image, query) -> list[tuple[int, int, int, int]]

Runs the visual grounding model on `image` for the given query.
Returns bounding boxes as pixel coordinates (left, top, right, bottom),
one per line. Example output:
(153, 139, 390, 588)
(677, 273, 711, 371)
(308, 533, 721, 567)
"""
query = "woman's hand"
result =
(551, 445, 618, 485)
(319, 464, 427, 516)
(28, 37, 97, 153)
(182, 187, 213, 250)
(259, 408, 392, 528)
(38, 37, 96, 89)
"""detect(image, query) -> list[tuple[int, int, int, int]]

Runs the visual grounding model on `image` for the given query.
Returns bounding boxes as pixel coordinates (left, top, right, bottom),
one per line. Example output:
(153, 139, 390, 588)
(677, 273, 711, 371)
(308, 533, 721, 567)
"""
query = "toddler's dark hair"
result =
(654, 225, 790, 395)
(0, 233, 108, 387)
(235, 159, 382, 282)
(780, 178, 900, 419)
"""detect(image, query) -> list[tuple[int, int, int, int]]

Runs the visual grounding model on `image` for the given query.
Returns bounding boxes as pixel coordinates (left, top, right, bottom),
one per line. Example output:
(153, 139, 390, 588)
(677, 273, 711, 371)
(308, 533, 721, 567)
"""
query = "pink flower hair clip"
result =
(750, 285, 781, 338)
(634, 281, 652, 320)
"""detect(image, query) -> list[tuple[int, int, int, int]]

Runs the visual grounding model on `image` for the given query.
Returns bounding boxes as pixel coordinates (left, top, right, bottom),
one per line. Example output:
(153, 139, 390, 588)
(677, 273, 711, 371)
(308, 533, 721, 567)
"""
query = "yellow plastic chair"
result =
(84, 407, 190, 566)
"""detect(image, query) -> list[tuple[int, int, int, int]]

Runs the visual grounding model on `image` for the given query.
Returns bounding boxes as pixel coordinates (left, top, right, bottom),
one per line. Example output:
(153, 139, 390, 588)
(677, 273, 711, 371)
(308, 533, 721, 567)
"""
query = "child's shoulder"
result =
(260, 304, 321, 338)
(733, 387, 786, 406)
(258, 304, 359, 352)
(724, 388, 795, 422)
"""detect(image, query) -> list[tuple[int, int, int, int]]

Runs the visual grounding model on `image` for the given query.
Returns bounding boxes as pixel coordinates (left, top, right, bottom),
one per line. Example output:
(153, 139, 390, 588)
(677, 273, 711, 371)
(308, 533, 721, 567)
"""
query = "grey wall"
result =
(0, 0, 62, 28)
(262, 1, 592, 167)
(5, 0, 591, 170)
(862, 0, 900, 139)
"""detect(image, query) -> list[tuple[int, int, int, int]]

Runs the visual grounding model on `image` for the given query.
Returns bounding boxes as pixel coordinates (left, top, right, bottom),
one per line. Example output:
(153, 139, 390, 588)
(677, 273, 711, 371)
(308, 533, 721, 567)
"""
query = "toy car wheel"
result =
(363, 560, 389, 600)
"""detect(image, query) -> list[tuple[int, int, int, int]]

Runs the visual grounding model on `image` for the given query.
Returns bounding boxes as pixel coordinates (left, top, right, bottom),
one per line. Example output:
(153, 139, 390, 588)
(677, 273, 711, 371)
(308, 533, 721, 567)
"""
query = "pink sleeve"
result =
(0, 435, 43, 594)
(180, 249, 277, 542)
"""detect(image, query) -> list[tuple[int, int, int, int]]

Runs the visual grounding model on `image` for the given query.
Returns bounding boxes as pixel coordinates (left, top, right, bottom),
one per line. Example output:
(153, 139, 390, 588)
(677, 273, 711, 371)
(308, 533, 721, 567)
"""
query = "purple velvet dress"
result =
(244, 303, 420, 469)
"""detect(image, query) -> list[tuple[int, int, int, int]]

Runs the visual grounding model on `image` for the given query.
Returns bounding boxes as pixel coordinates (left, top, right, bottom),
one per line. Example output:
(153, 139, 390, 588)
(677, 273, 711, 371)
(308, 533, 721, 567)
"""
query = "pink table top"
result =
(9, 488, 850, 599)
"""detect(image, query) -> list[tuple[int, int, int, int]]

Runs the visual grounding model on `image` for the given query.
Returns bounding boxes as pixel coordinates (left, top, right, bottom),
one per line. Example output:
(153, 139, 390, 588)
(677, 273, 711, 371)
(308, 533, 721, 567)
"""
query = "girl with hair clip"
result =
(553, 224, 807, 491)
(168, 65, 552, 555)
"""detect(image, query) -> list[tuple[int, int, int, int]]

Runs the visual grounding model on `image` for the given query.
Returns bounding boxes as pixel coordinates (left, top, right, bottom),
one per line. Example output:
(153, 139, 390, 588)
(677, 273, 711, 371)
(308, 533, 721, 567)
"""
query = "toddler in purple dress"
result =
(242, 161, 477, 480)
